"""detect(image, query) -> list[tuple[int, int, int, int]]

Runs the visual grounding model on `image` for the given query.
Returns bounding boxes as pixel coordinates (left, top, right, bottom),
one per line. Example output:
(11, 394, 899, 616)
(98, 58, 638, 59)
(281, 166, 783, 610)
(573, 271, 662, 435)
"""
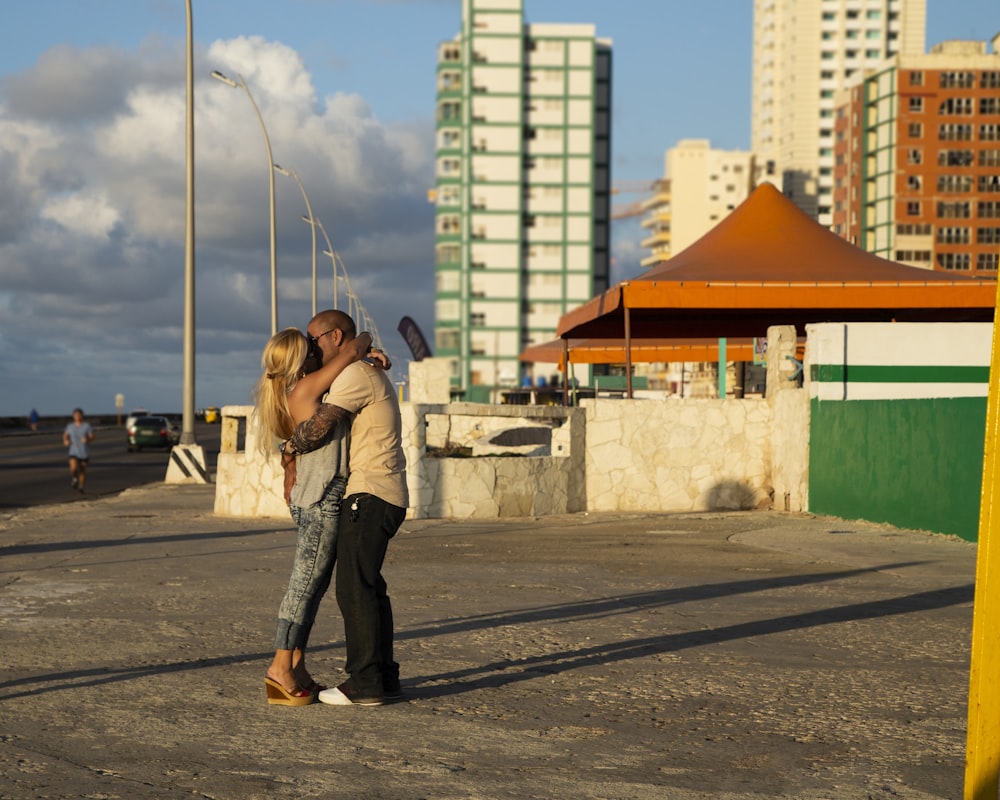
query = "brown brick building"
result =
(833, 37, 1000, 275)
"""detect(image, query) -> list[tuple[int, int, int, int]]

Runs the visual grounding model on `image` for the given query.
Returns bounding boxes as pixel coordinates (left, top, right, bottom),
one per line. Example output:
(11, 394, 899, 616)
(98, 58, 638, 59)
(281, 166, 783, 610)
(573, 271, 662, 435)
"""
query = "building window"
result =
(908, 122, 922, 138)
(978, 227, 1000, 244)
(980, 175, 1000, 193)
(938, 124, 973, 141)
(435, 244, 460, 265)
(978, 253, 1000, 271)
(983, 72, 1000, 89)
(937, 253, 971, 270)
(437, 215, 460, 235)
(865, 49, 882, 59)
(981, 124, 1000, 141)
(937, 226, 971, 244)
(910, 71, 924, 86)
(906, 201, 920, 216)
(937, 149, 974, 167)
(940, 71, 975, 88)
(939, 97, 974, 115)
(909, 97, 924, 113)
(980, 150, 1000, 167)
(895, 250, 932, 262)
(937, 175, 973, 193)
(937, 201, 971, 218)
(438, 157, 461, 176)
(907, 148, 922, 164)
(906, 175, 922, 191)
(438, 101, 461, 122)
(897, 223, 933, 235)
(981, 97, 1000, 115)
(979, 201, 1000, 218)
(470, 313, 486, 327)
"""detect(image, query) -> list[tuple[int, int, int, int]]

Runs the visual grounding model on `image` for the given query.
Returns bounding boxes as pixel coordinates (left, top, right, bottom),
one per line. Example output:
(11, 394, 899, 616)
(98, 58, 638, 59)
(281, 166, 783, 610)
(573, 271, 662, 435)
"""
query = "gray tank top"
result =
(289, 421, 349, 508)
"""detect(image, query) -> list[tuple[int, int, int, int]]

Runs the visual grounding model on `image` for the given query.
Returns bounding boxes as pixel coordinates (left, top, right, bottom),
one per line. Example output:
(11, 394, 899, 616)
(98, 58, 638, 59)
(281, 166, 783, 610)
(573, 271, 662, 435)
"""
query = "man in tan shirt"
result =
(283, 310, 408, 706)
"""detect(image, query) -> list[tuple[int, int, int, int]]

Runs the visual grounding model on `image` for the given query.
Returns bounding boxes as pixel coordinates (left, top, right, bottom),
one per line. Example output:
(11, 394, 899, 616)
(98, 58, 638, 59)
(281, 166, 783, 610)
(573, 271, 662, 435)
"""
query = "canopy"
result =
(557, 182, 996, 341)
(519, 337, 762, 368)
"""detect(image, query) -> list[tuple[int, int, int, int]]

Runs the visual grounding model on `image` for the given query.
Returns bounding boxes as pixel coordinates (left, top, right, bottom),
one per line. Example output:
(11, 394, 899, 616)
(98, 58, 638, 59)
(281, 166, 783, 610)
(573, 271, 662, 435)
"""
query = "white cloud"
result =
(0, 34, 435, 416)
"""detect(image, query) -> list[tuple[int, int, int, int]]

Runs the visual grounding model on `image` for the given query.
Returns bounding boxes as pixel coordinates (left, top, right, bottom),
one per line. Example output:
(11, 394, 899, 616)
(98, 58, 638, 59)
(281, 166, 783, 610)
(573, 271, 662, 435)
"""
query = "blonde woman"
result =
(254, 324, 386, 705)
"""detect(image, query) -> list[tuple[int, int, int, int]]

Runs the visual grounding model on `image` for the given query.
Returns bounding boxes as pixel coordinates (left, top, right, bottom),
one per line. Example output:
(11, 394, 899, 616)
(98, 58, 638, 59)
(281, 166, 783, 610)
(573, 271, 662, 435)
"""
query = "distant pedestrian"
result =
(28, 408, 39, 431)
(63, 408, 94, 493)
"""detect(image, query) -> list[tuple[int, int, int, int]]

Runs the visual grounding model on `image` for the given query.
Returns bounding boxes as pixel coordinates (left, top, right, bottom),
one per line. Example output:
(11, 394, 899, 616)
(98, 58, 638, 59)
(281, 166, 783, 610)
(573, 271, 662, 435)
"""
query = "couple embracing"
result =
(254, 309, 407, 708)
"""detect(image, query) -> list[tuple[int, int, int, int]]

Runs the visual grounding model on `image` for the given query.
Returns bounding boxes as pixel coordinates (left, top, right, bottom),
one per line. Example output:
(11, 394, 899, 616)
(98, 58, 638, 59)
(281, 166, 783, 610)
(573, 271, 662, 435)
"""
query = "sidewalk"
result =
(0, 483, 976, 799)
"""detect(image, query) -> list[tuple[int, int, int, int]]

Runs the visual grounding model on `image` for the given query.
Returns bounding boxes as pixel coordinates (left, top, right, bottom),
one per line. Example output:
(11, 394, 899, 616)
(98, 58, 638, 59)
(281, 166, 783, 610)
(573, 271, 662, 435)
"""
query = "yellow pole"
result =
(965, 271, 1000, 799)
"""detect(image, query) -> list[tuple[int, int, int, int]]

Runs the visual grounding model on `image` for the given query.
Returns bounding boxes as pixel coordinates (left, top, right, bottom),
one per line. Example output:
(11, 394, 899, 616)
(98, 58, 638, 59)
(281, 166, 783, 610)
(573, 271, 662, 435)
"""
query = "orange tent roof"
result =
(558, 182, 996, 340)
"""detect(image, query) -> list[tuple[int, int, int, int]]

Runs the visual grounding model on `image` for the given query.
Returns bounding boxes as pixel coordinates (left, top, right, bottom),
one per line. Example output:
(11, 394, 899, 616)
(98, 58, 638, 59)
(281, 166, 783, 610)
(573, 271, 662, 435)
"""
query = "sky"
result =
(0, 0, 997, 418)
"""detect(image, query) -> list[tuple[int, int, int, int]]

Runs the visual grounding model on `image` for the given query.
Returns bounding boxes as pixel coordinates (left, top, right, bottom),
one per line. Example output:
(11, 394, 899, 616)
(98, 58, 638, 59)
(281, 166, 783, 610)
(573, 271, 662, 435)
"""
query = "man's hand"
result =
(365, 348, 392, 370)
(281, 450, 297, 505)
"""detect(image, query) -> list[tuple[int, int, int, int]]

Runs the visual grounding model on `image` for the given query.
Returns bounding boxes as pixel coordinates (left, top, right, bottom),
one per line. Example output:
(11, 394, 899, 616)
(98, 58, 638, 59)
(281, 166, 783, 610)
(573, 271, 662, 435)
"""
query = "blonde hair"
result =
(253, 327, 308, 453)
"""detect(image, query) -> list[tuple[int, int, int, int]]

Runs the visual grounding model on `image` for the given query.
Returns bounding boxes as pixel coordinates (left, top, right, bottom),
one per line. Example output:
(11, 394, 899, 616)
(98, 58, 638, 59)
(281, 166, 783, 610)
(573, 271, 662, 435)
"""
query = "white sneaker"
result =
(318, 684, 383, 706)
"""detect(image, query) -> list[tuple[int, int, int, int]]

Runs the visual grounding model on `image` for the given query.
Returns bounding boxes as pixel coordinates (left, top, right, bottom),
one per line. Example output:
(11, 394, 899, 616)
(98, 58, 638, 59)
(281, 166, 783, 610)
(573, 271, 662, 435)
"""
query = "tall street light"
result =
(210, 69, 278, 334)
(180, 0, 196, 446)
(166, 0, 207, 484)
(309, 216, 341, 312)
(274, 164, 317, 316)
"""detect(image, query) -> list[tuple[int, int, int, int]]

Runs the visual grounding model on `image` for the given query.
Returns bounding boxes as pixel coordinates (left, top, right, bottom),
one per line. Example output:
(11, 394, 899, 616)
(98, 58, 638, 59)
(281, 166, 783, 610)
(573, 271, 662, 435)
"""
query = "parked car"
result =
(124, 409, 148, 431)
(127, 416, 178, 452)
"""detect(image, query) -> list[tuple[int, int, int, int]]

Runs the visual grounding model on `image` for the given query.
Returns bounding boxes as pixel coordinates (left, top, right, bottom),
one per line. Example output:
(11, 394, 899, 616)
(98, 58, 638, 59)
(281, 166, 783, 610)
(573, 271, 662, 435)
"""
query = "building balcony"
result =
(640, 250, 669, 268)
(641, 230, 671, 249)
(639, 208, 671, 230)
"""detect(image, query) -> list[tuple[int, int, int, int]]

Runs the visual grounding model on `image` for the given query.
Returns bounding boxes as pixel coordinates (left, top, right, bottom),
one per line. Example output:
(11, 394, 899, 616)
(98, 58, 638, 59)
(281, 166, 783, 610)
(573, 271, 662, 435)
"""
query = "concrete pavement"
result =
(0, 483, 976, 799)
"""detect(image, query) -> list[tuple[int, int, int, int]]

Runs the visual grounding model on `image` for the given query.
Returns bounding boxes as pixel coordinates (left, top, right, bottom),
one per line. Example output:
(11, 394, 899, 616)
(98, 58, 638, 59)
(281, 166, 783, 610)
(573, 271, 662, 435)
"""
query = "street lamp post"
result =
(310, 217, 340, 311)
(210, 69, 278, 334)
(274, 164, 317, 316)
(182, 0, 196, 445)
(165, 0, 208, 485)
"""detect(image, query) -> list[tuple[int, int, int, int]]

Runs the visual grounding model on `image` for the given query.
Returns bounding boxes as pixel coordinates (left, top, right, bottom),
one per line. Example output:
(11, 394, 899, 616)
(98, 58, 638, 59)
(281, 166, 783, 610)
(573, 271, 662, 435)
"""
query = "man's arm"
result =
(283, 402, 352, 457)
(279, 402, 352, 505)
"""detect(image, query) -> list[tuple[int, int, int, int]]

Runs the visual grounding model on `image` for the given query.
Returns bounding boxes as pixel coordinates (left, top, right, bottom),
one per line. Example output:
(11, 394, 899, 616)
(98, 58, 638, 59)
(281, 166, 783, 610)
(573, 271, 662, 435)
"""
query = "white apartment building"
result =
(751, 0, 925, 225)
(433, 0, 612, 401)
(640, 139, 754, 267)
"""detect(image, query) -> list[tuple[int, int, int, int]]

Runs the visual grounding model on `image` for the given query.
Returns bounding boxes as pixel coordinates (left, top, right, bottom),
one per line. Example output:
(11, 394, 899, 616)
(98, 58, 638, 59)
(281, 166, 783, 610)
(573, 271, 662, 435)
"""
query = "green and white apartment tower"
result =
(433, 0, 612, 401)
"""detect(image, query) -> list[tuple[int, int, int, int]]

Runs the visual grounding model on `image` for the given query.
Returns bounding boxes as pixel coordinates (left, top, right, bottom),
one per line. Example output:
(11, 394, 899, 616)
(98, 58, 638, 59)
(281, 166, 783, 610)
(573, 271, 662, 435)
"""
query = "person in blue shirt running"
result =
(63, 408, 95, 493)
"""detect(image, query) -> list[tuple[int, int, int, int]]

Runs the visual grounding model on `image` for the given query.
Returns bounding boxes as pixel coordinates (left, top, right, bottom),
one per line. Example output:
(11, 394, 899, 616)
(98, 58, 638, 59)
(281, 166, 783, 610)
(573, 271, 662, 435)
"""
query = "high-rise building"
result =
(640, 140, 754, 267)
(751, 0, 925, 226)
(832, 37, 1000, 275)
(433, 0, 612, 401)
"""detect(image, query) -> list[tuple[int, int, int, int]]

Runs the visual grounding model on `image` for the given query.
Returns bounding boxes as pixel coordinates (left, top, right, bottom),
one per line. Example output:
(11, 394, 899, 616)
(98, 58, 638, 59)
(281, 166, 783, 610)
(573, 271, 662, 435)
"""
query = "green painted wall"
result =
(809, 397, 986, 541)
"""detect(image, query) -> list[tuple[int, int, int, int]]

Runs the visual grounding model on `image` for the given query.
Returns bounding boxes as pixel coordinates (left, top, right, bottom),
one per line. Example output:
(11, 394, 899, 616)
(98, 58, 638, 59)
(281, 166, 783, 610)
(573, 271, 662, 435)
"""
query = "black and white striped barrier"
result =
(165, 444, 210, 484)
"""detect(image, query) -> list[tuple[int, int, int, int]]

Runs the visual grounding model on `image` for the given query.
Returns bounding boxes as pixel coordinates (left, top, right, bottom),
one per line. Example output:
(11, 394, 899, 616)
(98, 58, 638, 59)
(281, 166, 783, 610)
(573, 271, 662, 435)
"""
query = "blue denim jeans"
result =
(274, 477, 346, 651)
(334, 493, 406, 697)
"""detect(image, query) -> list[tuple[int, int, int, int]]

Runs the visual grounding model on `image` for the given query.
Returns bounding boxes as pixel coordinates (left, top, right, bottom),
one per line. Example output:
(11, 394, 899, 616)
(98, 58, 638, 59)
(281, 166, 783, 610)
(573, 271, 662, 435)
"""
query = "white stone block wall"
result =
(766, 325, 810, 513)
(403, 403, 586, 519)
(583, 398, 773, 513)
(213, 405, 288, 518)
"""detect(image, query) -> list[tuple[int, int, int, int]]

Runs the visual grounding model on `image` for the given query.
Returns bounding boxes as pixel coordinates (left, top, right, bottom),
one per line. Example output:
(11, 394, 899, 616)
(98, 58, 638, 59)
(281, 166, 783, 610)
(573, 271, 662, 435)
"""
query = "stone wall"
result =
(213, 326, 812, 520)
(583, 397, 773, 512)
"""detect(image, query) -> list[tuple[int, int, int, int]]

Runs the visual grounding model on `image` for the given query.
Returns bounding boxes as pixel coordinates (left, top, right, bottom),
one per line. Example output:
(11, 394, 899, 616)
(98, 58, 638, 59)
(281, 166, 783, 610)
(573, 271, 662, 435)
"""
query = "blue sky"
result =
(0, 0, 997, 417)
